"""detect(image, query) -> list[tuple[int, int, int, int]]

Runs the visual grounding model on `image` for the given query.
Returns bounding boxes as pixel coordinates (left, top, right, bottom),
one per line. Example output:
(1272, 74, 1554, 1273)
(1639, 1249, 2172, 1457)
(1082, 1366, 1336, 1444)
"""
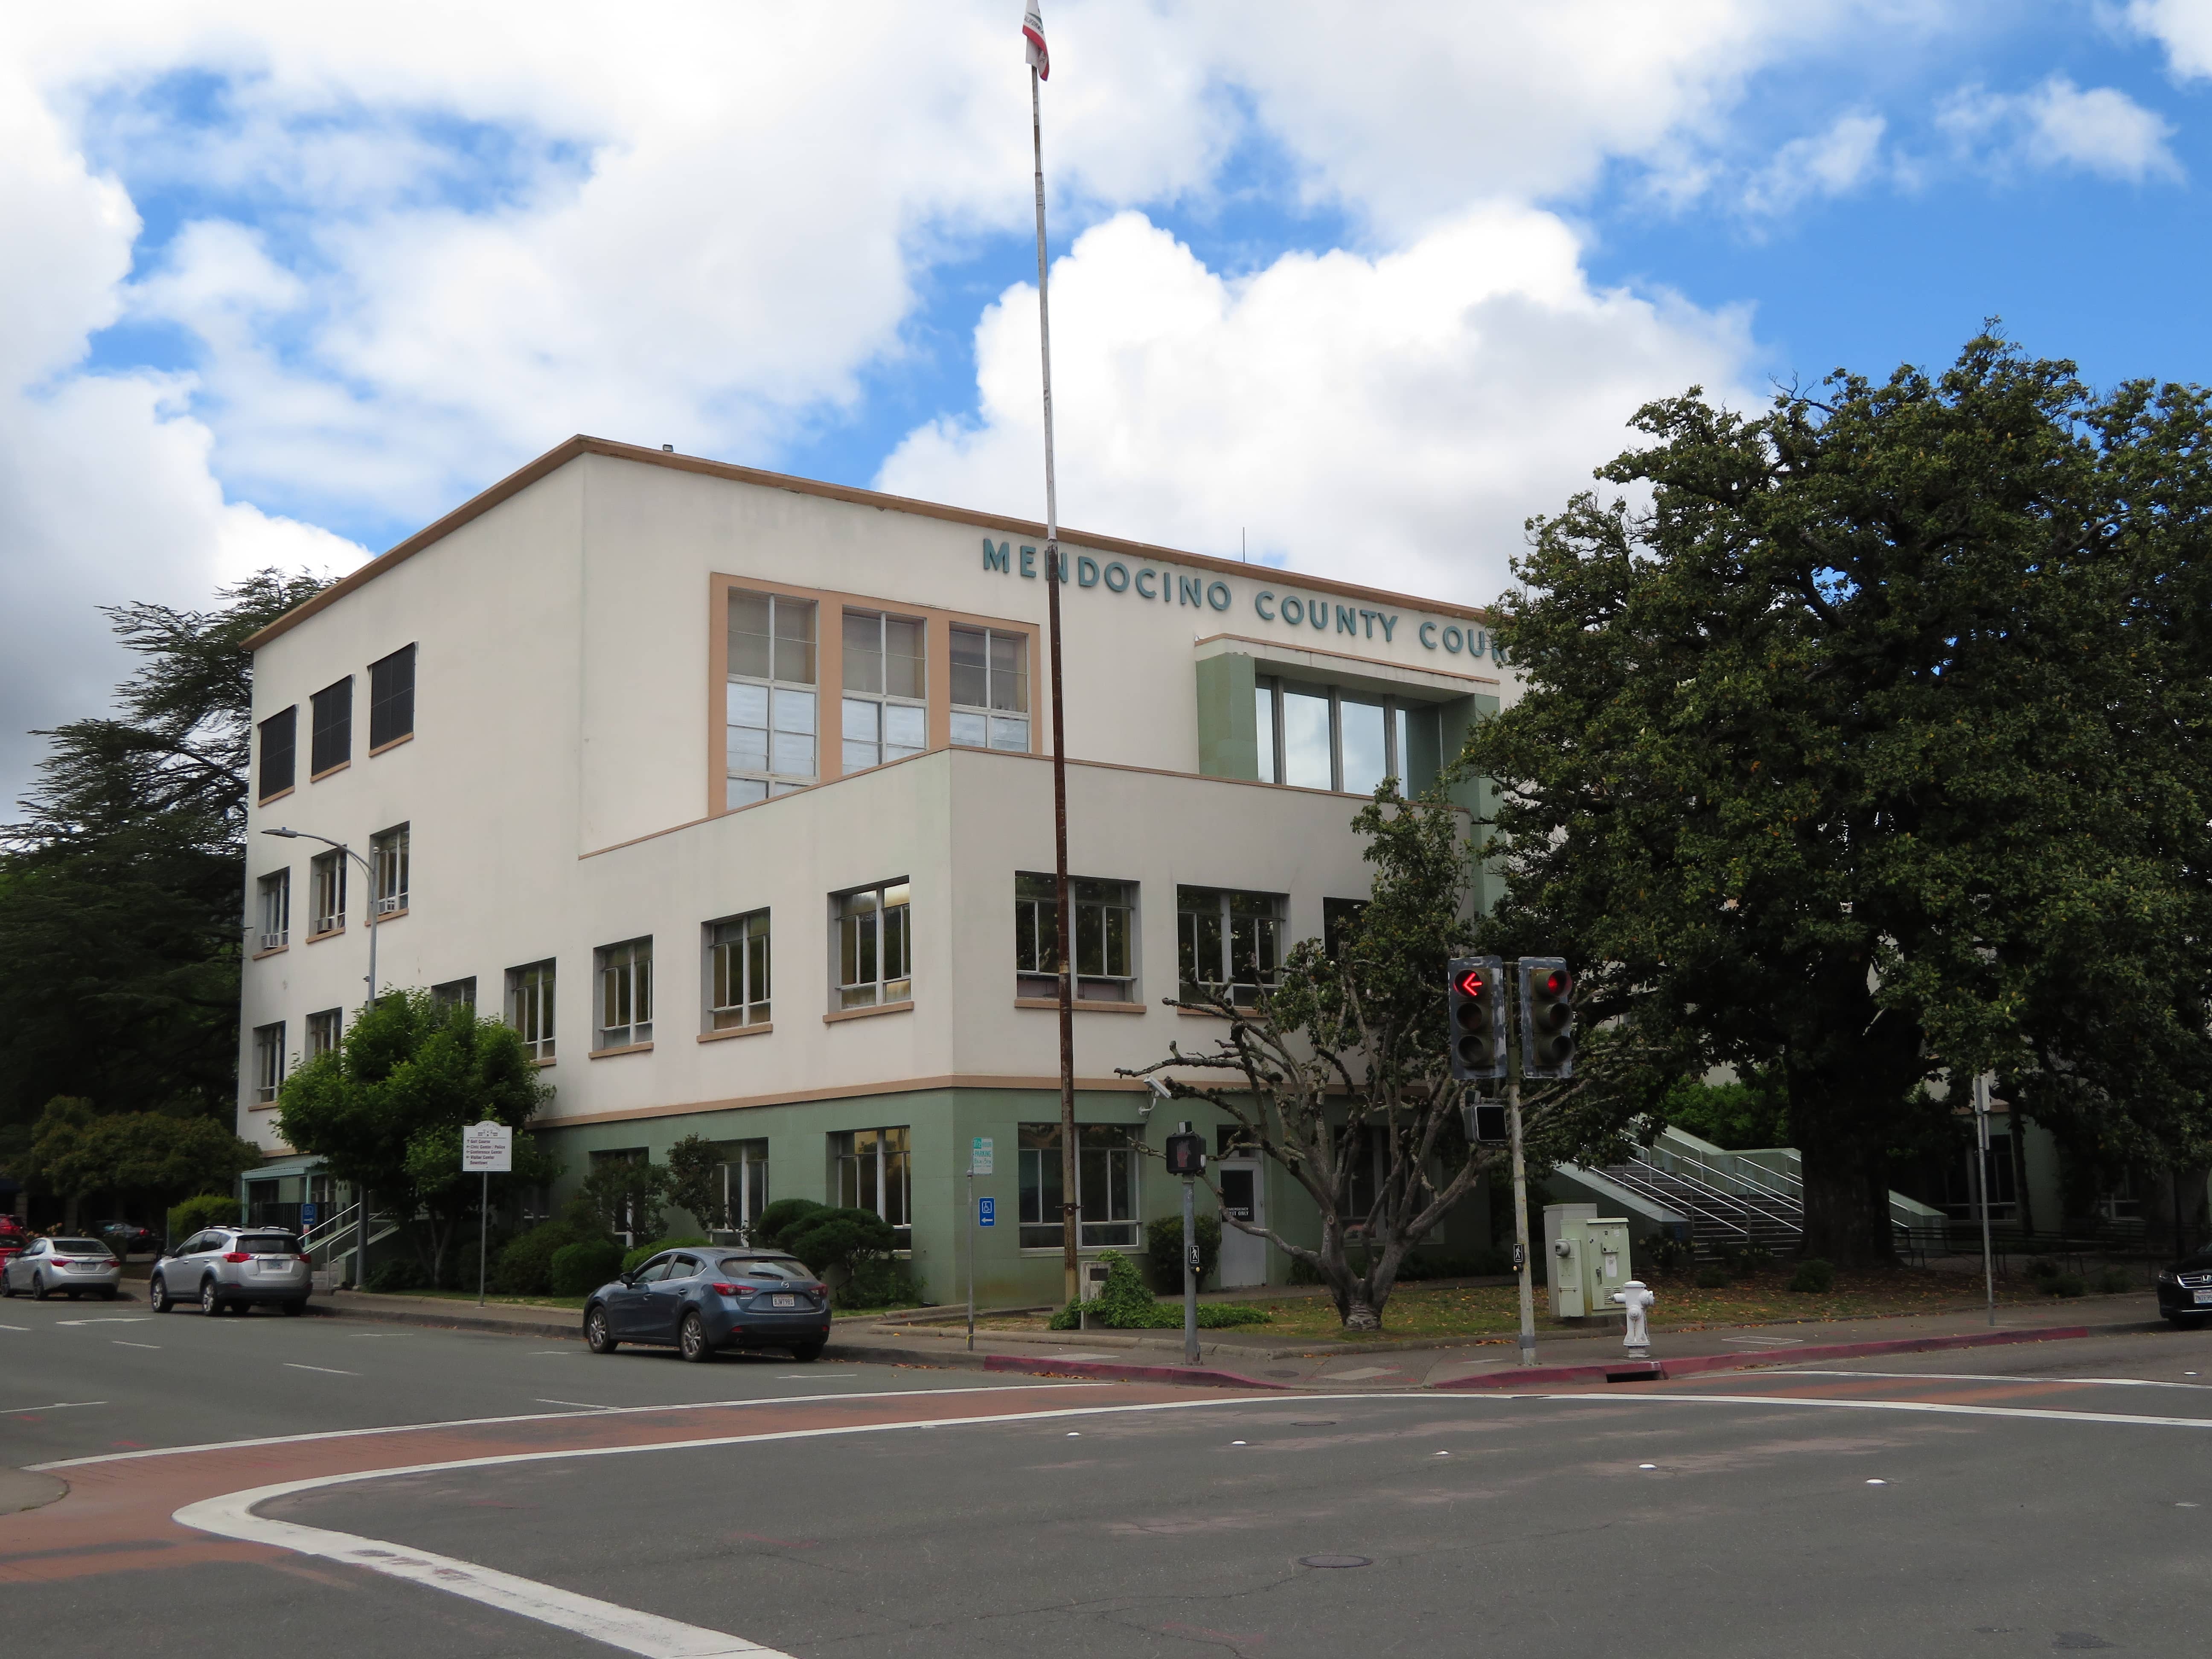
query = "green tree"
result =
(664, 1134, 729, 1233)
(0, 572, 326, 1132)
(1128, 781, 1662, 1330)
(578, 1154, 670, 1243)
(276, 989, 559, 1282)
(1464, 334, 2212, 1263)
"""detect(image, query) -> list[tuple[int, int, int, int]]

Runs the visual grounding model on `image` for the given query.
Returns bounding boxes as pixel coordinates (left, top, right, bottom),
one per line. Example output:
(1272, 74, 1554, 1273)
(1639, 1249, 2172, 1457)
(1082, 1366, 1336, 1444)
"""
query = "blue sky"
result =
(3, 1, 2210, 800)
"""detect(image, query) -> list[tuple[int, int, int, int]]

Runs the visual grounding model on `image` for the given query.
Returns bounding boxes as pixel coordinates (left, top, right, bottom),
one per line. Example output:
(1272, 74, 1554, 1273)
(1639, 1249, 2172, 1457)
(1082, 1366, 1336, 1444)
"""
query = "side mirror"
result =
(618, 1272, 637, 1287)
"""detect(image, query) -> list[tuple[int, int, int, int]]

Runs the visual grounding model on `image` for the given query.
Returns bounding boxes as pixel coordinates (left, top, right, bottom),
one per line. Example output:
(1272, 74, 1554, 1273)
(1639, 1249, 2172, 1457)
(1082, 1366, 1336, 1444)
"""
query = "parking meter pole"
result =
(966, 1167, 977, 1352)
(1974, 1074, 1996, 1327)
(1509, 1081, 1537, 1367)
(478, 1170, 489, 1307)
(1182, 1170, 1199, 1366)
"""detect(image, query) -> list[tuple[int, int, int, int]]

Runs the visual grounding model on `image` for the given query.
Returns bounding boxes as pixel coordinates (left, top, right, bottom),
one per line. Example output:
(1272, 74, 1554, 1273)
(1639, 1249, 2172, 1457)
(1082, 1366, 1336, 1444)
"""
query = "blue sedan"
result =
(584, 1248, 832, 1362)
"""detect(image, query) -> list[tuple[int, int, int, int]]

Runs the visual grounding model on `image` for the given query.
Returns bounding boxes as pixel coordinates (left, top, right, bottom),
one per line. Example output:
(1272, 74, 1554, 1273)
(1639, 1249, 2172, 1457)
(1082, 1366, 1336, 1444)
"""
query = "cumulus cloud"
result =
(1742, 112, 1888, 217)
(1938, 76, 2181, 182)
(2124, 0, 2212, 81)
(877, 210, 1757, 607)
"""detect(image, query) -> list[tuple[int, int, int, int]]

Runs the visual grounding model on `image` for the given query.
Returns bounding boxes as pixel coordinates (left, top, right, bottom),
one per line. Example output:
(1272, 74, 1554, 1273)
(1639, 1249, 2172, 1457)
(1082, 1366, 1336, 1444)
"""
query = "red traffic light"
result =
(1454, 969, 1488, 998)
(1534, 967, 1572, 999)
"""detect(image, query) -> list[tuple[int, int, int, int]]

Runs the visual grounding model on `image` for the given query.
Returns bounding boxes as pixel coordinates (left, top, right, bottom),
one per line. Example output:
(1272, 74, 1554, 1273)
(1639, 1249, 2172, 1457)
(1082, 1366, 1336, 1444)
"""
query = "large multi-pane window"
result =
(310, 677, 352, 777)
(1014, 873, 1136, 1001)
(308, 850, 346, 936)
(253, 1022, 285, 1105)
(1018, 1123, 1142, 1248)
(258, 706, 296, 800)
(949, 626, 1030, 751)
(1254, 677, 1441, 796)
(841, 609, 927, 772)
(304, 1008, 343, 1060)
(1177, 886, 1286, 1005)
(370, 824, 410, 916)
(717, 1139, 770, 1237)
(595, 940, 652, 1049)
(835, 881, 911, 1009)
(726, 590, 818, 805)
(833, 1127, 910, 1246)
(368, 644, 416, 750)
(706, 910, 771, 1030)
(431, 977, 476, 1012)
(256, 869, 290, 952)
(507, 960, 556, 1062)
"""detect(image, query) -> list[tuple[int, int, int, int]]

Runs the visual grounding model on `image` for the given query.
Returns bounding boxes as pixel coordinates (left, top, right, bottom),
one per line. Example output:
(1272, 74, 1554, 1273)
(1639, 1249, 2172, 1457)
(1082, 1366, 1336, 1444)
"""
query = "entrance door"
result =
(1216, 1162, 1266, 1288)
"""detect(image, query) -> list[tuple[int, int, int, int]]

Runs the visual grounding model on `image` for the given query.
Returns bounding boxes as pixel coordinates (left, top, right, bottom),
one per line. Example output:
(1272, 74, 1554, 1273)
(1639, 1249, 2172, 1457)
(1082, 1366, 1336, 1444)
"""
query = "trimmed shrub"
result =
(2048, 1274, 2087, 1298)
(489, 1202, 605, 1296)
(2096, 1266, 2134, 1294)
(167, 1193, 241, 1239)
(1694, 1264, 1731, 1289)
(623, 1236, 710, 1277)
(750, 1197, 827, 1252)
(1788, 1258, 1835, 1295)
(550, 1239, 626, 1296)
(1145, 1211, 1221, 1292)
(364, 1258, 429, 1293)
(837, 1257, 923, 1310)
(1046, 1250, 1271, 1330)
(780, 1207, 896, 1280)
(2026, 1257, 2061, 1281)
(1724, 1243, 1773, 1276)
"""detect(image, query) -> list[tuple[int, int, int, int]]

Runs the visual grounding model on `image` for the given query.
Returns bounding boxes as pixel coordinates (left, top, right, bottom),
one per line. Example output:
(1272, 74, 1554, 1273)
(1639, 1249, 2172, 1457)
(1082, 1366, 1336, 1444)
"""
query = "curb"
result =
(981, 1353, 1291, 1391)
(307, 1300, 579, 1341)
(1428, 1324, 2100, 1390)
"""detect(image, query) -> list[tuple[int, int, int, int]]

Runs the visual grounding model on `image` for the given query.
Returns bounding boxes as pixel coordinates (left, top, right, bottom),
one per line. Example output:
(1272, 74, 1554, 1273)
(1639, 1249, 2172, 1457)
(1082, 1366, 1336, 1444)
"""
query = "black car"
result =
(95, 1221, 156, 1255)
(2155, 1251, 2212, 1326)
(584, 1248, 831, 1362)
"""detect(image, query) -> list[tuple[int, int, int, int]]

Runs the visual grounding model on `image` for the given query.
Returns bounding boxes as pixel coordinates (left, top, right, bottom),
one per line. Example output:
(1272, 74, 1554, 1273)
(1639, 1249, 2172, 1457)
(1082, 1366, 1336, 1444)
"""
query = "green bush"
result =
(2027, 1257, 2061, 1281)
(1694, 1263, 1731, 1289)
(1787, 1258, 1835, 1294)
(750, 1197, 827, 1251)
(364, 1258, 429, 1293)
(166, 1193, 240, 1239)
(837, 1256, 922, 1310)
(550, 1239, 626, 1295)
(489, 1202, 605, 1295)
(2047, 1273, 2087, 1298)
(1724, 1243, 1774, 1276)
(1045, 1251, 1271, 1330)
(623, 1236, 710, 1276)
(2095, 1266, 2134, 1294)
(780, 1207, 896, 1279)
(1145, 1212, 1221, 1292)
(1648, 1235, 1698, 1277)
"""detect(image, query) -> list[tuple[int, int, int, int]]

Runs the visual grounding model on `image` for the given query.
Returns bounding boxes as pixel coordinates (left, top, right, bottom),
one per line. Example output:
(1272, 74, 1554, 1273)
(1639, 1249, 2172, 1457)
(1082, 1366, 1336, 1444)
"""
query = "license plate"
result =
(256, 1259, 292, 1274)
(2193, 1290, 2212, 1306)
(772, 1294, 797, 1309)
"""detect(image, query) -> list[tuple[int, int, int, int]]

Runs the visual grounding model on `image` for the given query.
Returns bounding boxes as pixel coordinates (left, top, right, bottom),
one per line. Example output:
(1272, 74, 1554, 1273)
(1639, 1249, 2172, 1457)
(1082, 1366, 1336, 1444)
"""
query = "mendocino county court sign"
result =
(977, 538, 1504, 665)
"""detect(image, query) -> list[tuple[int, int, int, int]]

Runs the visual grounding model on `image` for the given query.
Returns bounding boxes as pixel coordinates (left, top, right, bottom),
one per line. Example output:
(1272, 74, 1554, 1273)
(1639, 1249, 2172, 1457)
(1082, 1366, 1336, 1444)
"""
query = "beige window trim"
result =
(305, 926, 347, 944)
(309, 761, 351, 783)
(822, 1000, 914, 1025)
(530, 1056, 557, 1069)
(698, 1024, 774, 1043)
(1013, 998, 1146, 1015)
(250, 945, 289, 961)
(257, 786, 294, 806)
(588, 1041, 655, 1059)
(368, 733, 414, 758)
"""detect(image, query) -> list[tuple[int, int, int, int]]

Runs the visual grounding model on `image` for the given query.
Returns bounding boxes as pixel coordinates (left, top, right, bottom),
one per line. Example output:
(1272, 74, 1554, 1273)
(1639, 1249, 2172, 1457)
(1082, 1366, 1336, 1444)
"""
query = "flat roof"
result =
(243, 435, 1495, 651)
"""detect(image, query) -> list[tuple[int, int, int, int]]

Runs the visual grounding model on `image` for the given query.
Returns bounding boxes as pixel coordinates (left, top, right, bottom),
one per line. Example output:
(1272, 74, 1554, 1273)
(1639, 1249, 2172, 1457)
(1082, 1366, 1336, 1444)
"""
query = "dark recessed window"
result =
(258, 707, 297, 800)
(369, 644, 416, 751)
(310, 678, 352, 777)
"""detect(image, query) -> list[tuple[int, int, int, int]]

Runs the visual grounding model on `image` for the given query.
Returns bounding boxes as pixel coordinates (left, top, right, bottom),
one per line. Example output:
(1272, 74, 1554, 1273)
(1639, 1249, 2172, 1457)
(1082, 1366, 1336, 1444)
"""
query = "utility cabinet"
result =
(1544, 1203, 1632, 1319)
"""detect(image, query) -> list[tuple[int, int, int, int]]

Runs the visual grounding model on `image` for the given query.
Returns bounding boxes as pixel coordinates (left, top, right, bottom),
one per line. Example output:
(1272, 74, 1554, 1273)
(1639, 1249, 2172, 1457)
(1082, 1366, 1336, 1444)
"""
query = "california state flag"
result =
(1023, 2, 1049, 79)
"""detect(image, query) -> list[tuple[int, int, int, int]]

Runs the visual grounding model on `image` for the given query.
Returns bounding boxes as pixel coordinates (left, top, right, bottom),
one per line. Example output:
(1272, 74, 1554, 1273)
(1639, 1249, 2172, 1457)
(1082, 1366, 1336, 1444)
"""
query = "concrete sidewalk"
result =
(303, 1285, 2169, 1390)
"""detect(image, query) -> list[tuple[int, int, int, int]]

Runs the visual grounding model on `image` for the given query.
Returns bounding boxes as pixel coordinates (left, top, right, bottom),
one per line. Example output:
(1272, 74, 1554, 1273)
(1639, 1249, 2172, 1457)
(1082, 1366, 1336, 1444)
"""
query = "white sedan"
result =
(2, 1237, 122, 1301)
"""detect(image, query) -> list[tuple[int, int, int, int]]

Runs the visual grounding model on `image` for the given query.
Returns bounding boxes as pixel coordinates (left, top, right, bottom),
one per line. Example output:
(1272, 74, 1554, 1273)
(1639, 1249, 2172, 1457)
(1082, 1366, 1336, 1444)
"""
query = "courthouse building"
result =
(234, 437, 1516, 1305)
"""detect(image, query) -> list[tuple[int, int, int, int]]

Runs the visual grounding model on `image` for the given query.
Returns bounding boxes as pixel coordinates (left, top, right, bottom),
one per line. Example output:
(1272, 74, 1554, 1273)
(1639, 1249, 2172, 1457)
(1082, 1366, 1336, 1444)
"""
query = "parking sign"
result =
(978, 1196, 996, 1228)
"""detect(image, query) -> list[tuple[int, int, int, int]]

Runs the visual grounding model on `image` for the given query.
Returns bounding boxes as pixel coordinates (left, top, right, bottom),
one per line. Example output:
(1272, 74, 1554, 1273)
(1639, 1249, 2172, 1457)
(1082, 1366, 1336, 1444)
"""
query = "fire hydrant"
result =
(1611, 1278, 1655, 1356)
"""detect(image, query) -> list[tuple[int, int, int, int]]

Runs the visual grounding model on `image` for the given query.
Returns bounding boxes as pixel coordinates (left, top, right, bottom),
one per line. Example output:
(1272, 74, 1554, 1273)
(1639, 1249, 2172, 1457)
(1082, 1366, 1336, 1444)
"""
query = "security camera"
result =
(1139, 1076, 1173, 1119)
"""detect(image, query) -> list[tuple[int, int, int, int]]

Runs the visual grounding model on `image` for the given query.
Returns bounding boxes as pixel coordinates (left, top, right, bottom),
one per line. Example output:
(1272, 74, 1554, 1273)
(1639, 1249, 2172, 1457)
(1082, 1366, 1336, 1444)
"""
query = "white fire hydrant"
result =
(1611, 1279, 1655, 1356)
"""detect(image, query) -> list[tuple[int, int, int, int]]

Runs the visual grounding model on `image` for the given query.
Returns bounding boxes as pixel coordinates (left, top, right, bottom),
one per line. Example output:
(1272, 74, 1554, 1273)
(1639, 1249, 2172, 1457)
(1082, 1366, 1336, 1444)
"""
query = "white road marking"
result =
(1720, 1335, 1804, 1348)
(114, 1341, 161, 1350)
(1778, 1368, 2212, 1391)
(536, 1398, 618, 1411)
(1543, 1391, 2212, 1430)
(0, 1323, 27, 1332)
(6, 1400, 107, 1414)
(283, 1364, 361, 1376)
(55, 1317, 150, 1327)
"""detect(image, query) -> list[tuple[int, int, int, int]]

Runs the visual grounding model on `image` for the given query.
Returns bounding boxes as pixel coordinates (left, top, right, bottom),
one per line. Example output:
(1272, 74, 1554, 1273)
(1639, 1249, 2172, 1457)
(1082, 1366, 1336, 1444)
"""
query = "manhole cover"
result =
(1297, 1555, 1373, 1570)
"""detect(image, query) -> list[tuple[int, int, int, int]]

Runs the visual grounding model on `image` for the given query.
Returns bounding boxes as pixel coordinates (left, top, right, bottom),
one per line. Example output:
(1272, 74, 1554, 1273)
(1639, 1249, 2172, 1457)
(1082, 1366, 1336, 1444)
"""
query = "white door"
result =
(1216, 1162, 1266, 1288)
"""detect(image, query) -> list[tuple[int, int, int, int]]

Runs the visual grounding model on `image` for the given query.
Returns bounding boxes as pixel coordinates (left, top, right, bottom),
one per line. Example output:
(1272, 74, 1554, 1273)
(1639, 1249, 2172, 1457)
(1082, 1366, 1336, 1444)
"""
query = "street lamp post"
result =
(262, 827, 382, 1288)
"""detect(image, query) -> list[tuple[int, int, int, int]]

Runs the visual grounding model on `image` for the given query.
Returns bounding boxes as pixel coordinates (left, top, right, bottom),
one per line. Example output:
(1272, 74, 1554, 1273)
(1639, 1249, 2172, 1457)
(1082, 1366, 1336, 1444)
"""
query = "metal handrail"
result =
(1595, 1161, 1753, 1239)
(299, 1202, 361, 1255)
(1647, 1135, 1805, 1206)
(1632, 1144, 1802, 1217)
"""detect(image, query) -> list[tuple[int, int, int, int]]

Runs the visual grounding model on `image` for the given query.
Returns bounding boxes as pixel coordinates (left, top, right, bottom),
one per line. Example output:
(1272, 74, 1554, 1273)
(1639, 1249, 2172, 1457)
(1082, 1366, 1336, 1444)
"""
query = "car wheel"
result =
(31, 1273, 49, 1302)
(281, 1299, 307, 1317)
(0, 1271, 14, 1298)
(99, 1287, 118, 1301)
(200, 1277, 221, 1316)
(585, 1305, 619, 1354)
(788, 1340, 825, 1363)
(678, 1310, 714, 1363)
(150, 1276, 172, 1313)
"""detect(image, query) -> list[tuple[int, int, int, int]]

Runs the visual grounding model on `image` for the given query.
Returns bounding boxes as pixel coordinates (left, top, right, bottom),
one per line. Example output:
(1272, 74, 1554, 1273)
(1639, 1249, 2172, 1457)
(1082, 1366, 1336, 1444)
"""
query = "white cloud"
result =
(2124, 0, 2212, 81)
(1743, 112, 1888, 217)
(877, 209, 1757, 608)
(1938, 76, 2181, 182)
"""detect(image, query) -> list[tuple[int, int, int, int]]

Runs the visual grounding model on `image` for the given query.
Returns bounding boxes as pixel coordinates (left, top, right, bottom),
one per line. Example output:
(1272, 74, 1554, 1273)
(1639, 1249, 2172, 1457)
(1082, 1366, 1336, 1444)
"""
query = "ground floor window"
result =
(716, 1139, 770, 1237)
(1018, 1123, 1142, 1248)
(833, 1127, 910, 1246)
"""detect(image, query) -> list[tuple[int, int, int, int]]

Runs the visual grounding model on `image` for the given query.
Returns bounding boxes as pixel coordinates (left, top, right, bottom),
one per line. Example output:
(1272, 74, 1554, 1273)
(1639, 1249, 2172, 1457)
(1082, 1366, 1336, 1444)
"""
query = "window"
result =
(507, 960, 556, 1062)
(1018, 1123, 1142, 1248)
(590, 1148, 655, 1240)
(715, 1139, 770, 1237)
(841, 610, 926, 771)
(949, 626, 1029, 751)
(1254, 677, 1441, 795)
(304, 1008, 342, 1060)
(253, 1022, 285, 1105)
(370, 824, 409, 916)
(258, 707, 296, 800)
(1014, 873, 1136, 1001)
(595, 939, 652, 1049)
(706, 910, 771, 1030)
(368, 644, 416, 750)
(431, 977, 476, 1012)
(1323, 897, 1367, 958)
(310, 677, 352, 777)
(834, 880, 911, 1009)
(256, 869, 290, 952)
(833, 1127, 910, 1245)
(1177, 886, 1285, 1005)
(308, 850, 346, 936)
(726, 590, 818, 805)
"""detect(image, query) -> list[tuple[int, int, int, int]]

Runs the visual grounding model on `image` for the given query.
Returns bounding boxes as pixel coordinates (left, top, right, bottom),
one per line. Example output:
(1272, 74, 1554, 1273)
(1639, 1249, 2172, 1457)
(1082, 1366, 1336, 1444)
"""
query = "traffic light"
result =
(1164, 1129, 1206, 1177)
(1447, 955, 1506, 1082)
(1518, 957, 1575, 1078)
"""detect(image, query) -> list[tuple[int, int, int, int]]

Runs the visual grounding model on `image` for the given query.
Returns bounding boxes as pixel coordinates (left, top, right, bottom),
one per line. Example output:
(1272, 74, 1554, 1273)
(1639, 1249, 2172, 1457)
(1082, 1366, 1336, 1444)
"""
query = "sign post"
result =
(1164, 1122, 1206, 1366)
(968, 1138, 994, 1351)
(461, 1121, 513, 1307)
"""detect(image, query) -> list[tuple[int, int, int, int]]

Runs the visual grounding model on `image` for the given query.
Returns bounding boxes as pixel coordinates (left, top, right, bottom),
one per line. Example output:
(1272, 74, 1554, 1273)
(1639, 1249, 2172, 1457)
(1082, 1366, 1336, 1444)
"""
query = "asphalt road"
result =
(10, 1295, 2212, 1657)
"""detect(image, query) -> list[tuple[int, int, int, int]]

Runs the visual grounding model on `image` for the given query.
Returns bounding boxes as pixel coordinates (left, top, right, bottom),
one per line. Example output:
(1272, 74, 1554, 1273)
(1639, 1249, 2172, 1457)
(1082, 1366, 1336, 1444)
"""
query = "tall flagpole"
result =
(1030, 54, 1080, 1307)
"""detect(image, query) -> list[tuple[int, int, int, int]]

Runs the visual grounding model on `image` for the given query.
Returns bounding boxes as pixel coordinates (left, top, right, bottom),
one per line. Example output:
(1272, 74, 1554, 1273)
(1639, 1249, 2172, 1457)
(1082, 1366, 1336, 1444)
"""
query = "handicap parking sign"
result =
(978, 1196, 996, 1228)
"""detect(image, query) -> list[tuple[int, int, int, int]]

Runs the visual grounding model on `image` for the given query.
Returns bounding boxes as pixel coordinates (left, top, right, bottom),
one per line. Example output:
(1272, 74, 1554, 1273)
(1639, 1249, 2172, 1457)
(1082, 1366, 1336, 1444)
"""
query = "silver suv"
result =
(151, 1227, 312, 1316)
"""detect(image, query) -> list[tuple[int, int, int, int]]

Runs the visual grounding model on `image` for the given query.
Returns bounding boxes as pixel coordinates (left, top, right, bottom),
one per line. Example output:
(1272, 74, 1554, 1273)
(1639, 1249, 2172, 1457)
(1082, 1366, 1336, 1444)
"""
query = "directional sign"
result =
(461, 1120, 513, 1173)
(970, 1136, 994, 1176)
(978, 1196, 996, 1228)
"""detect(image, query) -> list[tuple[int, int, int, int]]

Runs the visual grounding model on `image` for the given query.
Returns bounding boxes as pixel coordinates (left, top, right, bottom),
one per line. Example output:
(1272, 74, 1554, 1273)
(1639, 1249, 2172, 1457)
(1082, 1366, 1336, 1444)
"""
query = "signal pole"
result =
(1508, 1076, 1536, 1366)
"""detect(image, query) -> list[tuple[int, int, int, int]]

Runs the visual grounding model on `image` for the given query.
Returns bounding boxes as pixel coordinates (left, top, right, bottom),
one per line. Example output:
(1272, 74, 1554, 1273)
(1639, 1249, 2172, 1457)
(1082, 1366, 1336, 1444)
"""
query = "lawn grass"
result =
(371, 1287, 588, 1311)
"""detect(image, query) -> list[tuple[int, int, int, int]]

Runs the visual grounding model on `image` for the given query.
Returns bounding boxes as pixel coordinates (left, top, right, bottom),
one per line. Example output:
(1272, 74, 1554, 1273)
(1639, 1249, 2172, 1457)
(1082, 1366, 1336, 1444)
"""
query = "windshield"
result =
(54, 1240, 110, 1255)
(237, 1235, 298, 1255)
(717, 1256, 811, 1281)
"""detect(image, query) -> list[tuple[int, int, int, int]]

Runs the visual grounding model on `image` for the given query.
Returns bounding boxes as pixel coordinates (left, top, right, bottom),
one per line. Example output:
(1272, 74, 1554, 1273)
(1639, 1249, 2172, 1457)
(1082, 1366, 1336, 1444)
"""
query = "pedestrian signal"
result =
(1518, 957, 1575, 1078)
(1447, 955, 1506, 1082)
(1164, 1132, 1205, 1177)
(1464, 1101, 1510, 1145)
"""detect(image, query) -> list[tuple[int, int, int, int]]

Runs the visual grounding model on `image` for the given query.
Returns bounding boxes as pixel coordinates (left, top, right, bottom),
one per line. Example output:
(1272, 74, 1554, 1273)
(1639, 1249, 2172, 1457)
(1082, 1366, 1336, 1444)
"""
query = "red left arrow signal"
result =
(1454, 969, 1487, 998)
